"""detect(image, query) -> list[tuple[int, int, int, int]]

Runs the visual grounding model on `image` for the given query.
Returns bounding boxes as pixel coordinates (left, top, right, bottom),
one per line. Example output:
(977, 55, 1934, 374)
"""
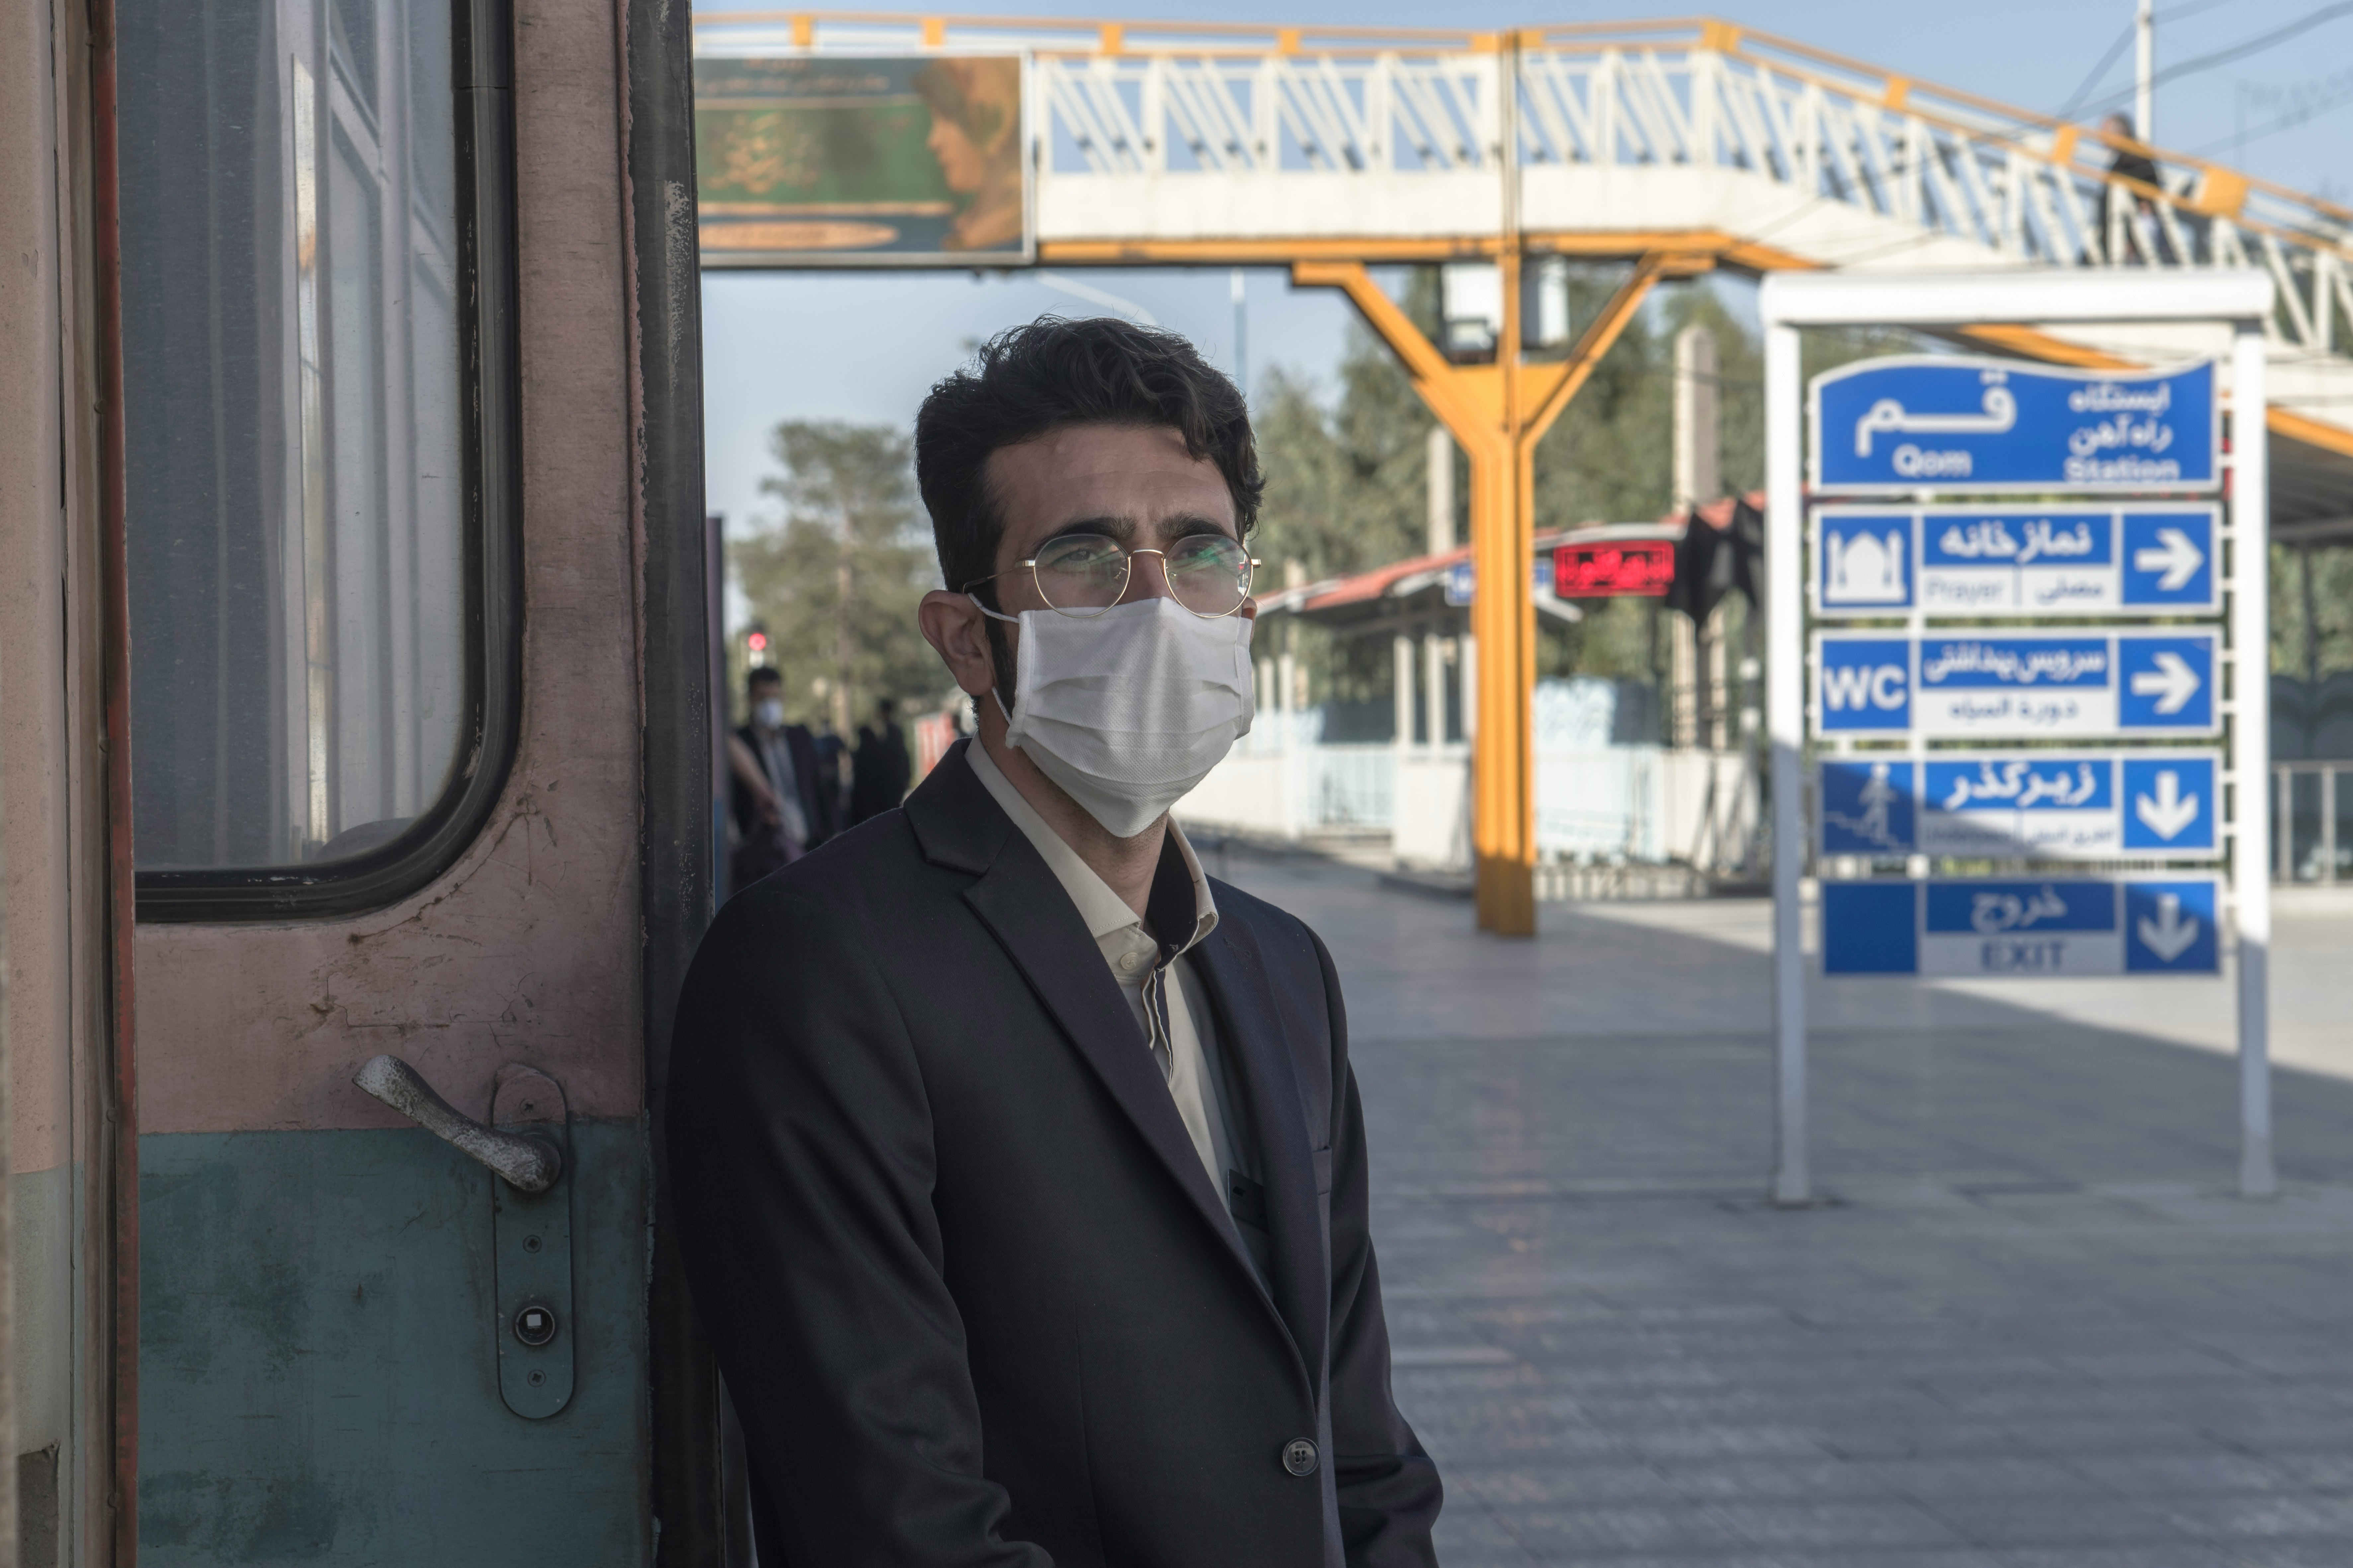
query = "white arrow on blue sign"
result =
(1813, 630, 2220, 738)
(1810, 357, 2219, 493)
(1819, 751, 2220, 860)
(1822, 877, 2222, 976)
(1812, 504, 2219, 617)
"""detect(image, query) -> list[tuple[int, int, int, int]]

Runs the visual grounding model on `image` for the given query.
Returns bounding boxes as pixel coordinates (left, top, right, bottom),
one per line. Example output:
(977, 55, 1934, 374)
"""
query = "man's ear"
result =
(919, 590, 999, 698)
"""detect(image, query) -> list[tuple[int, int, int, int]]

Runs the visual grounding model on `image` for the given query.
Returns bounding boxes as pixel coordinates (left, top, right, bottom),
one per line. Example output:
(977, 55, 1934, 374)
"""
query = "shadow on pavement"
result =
(1213, 847, 2353, 1568)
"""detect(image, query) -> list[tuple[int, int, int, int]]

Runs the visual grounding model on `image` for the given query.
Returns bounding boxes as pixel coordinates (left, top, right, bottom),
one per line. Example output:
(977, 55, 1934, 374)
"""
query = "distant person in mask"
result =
(670, 317, 1442, 1566)
(728, 665, 838, 891)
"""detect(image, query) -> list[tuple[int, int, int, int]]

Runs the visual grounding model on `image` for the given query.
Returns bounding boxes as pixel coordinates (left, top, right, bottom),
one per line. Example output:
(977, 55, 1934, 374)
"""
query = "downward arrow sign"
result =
(2133, 527, 2204, 592)
(2133, 770, 2200, 840)
(2129, 651, 2201, 714)
(2137, 893, 2201, 962)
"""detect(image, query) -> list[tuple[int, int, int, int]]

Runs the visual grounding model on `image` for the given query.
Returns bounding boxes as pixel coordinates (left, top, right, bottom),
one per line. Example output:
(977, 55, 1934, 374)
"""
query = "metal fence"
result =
(1304, 744, 1395, 829)
(2276, 762, 2353, 885)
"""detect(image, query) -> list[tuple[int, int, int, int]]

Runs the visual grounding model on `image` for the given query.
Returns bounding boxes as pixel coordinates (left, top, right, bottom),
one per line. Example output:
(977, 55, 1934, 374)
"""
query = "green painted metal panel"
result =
(138, 1122, 650, 1565)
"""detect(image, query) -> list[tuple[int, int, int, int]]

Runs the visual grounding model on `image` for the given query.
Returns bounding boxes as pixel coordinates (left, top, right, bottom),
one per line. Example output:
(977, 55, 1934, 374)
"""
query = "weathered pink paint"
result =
(136, 1, 649, 1135)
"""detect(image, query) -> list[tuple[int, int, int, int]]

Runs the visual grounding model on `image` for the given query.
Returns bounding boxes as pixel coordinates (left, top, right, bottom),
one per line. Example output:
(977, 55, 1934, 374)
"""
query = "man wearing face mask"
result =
(669, 317, 1442, 1568)
(728, 665, 837, 889)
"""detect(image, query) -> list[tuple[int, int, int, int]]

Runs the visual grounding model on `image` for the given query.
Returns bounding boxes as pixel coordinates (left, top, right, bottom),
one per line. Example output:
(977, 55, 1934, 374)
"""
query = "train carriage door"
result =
(110, 0, 726, 1560)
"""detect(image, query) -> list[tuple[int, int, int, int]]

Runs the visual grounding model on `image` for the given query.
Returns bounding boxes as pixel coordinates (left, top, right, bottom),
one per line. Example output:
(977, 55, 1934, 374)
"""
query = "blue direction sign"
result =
(1811, 357, 2219, 493)
(1812, 504, 2219, 617)
(1822, 877, 2222, 977)
(1819, 751, 2220, 860)
(1816, 747, 2221, 860)
(1813, 630, 2219, 738)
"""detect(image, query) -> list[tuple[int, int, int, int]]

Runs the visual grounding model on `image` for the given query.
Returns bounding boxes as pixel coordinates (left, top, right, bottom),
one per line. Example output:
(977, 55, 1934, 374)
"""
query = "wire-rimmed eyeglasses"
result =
(965, 532, 1259, 619)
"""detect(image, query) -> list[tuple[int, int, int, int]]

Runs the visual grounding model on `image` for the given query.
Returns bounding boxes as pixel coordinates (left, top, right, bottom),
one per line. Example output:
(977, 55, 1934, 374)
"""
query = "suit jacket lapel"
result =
(907, 749, 1306, 1372)
(1188, 917, 1329, 1387)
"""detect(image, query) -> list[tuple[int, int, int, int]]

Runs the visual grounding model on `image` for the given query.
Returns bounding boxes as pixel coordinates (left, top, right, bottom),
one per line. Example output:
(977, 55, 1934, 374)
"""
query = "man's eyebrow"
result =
(1027, 512, 1240, 555)
(1158, 513, 1238, 540)
(1037, 516, 1137, 547)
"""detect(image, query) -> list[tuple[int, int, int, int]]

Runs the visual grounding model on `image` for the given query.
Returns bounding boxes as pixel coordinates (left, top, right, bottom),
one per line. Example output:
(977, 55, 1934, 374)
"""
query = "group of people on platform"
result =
(725, 665, 914, 891)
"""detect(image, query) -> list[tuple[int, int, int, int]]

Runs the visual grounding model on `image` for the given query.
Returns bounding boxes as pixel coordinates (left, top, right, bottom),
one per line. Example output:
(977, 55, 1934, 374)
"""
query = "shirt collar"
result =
(966, 740, 1219, 953)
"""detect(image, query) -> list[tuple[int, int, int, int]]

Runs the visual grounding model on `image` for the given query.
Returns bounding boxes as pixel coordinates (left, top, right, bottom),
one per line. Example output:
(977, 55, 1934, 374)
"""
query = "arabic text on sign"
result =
(1853, 383, 2017, 456)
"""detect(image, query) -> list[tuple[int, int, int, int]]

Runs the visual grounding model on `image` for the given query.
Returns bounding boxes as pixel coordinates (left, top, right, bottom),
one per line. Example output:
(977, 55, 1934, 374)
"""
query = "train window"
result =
(120, 0, 519, 918)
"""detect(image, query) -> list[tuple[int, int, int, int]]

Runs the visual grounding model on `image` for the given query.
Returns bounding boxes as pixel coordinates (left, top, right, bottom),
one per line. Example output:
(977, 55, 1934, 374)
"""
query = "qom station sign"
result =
(1809, 359, 2219, 492)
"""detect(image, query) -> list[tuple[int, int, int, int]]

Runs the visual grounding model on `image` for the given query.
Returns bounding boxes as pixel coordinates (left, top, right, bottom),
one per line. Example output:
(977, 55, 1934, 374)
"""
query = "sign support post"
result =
(1765, 319, 1807, 1205)
(1759, 270, 2275, 1207)
(2231, 320, 2274, 1197)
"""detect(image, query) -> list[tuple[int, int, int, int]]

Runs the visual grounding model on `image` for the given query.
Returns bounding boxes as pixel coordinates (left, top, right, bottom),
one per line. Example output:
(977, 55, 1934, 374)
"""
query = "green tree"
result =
(2275, 541, 2353, 679)
(1251, 269, 1444, 583)
(1247, 272, 1448, 706)
(730, 421, 943, 730)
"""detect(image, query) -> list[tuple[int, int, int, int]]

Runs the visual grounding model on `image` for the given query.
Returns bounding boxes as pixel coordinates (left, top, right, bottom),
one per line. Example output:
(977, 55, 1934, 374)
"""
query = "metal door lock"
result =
(353, 1054, 576, 1419)
(513, 1302, 558, 1347)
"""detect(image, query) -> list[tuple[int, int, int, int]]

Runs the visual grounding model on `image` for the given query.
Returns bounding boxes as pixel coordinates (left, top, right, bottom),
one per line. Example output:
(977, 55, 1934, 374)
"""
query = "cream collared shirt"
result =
(966, 743, 1253, 1235)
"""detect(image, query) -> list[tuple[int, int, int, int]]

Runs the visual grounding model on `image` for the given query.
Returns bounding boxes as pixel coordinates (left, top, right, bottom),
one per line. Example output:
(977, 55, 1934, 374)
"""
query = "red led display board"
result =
(1554, 540, 1676, 597)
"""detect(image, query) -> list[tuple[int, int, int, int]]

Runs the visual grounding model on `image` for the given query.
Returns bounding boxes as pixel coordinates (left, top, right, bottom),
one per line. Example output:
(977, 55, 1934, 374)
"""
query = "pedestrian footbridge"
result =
(696, 11, 2353, 930)
(699, 11, 2353, 495)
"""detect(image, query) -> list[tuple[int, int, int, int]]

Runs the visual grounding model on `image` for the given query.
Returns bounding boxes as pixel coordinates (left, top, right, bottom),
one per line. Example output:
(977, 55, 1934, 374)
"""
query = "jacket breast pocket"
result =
(1311, 1144, 1333, 1196)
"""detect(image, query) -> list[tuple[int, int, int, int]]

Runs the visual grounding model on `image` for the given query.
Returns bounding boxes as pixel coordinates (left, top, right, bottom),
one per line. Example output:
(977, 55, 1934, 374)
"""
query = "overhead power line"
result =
(2075, 0, 2353, 121)
(2055, 24, 2138, 125)
(2053, 0, 2239, 125)
(2193, 72, 2353, 154)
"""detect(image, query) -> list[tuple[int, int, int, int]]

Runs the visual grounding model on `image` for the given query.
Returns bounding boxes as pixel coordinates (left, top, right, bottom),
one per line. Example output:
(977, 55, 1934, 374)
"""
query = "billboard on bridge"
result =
(694, 55, 1032, 266)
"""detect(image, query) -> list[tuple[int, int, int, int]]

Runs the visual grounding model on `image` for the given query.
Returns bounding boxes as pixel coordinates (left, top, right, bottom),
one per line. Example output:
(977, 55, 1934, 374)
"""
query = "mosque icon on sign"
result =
(1821, 516, 1911, 608)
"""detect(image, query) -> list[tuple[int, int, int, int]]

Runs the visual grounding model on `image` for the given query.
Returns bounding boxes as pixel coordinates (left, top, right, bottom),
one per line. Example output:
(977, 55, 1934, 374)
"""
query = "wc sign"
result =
(1816, 642, 1912, 725)
(1813, 631, 2220, 739)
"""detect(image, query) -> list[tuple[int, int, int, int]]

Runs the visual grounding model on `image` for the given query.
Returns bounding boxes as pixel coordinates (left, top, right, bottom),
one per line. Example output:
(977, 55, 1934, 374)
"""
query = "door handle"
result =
(353, 1053, 563, 1192)
(353, 1054, 577, 1418)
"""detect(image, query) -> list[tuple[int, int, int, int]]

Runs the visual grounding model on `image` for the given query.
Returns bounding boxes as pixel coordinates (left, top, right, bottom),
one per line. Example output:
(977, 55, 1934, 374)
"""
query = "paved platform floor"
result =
(1213, 850, 2353, 1568)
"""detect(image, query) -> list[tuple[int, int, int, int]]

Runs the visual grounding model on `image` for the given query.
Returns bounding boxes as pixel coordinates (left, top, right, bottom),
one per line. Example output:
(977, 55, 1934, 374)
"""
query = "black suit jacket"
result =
(732, 720, 839, 847)
(669, 741, 1441, 1566)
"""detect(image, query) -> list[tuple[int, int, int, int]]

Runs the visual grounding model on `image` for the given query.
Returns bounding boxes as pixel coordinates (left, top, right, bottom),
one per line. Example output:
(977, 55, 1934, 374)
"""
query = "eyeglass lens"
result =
(1032, 534, 1252, 616)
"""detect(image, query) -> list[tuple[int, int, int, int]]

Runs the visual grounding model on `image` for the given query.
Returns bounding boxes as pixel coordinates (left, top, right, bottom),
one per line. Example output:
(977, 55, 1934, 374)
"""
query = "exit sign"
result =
(1555, 540, 1675, 597)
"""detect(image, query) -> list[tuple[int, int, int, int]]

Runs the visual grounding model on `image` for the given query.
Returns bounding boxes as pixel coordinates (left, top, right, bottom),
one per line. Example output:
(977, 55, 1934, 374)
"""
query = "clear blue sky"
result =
(699, 0, 2353, 565)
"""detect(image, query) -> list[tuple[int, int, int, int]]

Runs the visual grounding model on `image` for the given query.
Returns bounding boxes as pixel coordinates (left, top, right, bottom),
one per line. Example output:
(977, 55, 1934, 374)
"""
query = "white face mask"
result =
(752, 698, 786, 730)
(975, 594, 1255, 839)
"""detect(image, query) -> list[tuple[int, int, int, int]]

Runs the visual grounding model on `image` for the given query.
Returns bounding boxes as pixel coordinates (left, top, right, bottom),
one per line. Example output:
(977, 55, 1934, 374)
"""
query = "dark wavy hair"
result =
(914, 316, 1264, 603)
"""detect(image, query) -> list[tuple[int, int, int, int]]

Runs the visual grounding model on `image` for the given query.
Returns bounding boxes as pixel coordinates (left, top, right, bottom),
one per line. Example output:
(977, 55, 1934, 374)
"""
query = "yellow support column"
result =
(1476, 245, 1533, 932)
(1290, 253, 1688, 933)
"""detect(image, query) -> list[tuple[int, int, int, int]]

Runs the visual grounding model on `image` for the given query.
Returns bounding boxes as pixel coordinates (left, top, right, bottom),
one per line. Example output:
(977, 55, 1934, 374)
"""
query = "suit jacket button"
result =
(1282, 1438, 1319, 1477)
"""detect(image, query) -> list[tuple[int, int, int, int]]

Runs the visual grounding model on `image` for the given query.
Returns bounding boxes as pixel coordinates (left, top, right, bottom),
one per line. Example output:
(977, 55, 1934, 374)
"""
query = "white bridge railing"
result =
(695, 15, 2353, 363)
